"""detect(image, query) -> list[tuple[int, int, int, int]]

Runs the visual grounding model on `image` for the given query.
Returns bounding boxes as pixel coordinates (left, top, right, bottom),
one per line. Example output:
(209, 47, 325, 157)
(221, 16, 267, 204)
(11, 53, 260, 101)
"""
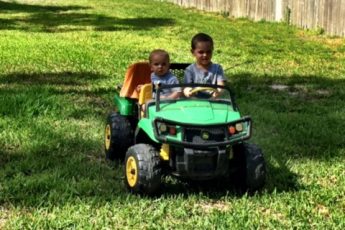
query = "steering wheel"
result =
(189, 87, 218, 96)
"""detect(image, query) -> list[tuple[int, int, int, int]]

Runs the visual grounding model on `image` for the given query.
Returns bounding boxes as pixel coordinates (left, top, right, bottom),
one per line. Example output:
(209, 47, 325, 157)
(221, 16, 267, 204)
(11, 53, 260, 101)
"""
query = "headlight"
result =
(168, 126, 177, 135)
(157, 122, 177, 136)
(158, 123, 167, 133)
(235, 123, 243, 132)
(201, 131, 210, 140)
(228, 125, 236, 135)
(228, 123, 244, 135)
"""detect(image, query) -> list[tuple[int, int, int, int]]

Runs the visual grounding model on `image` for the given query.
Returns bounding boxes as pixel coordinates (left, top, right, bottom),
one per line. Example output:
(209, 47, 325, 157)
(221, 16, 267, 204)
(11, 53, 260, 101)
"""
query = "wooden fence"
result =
(164, 0, 345, 36)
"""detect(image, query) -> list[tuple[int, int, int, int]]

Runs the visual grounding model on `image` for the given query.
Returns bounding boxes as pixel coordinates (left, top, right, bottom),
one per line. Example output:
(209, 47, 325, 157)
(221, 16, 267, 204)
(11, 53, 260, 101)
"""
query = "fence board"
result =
(165, 0, 345, 36)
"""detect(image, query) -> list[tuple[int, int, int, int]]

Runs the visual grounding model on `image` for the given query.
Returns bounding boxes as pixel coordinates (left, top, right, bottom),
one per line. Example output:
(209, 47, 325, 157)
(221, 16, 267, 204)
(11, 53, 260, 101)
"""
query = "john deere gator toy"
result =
(104, 62, 266, 195)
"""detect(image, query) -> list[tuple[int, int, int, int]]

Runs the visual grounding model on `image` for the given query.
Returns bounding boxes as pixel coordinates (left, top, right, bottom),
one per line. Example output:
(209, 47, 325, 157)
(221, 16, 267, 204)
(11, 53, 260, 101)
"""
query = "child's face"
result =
(192, 41, 213, 68)
(150, 54, 170, 76)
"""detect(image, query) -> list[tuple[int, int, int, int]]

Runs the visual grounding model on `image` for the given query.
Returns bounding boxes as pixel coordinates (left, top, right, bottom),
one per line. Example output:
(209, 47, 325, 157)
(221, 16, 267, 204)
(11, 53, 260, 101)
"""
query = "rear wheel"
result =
(124, 144, 161, 195)
(104, 112, 133, 160)
(231, 142, 266, 191)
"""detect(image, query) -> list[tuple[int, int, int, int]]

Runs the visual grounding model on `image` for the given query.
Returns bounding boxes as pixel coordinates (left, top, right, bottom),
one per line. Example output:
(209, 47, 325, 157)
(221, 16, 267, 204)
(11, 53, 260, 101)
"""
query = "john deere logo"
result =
(201, 131, 209, 140)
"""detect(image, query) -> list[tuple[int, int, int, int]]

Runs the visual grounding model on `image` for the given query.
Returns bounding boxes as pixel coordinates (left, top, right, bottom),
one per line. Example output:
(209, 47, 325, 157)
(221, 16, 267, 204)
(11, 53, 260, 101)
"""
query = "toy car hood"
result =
(149, 100, 241, 125)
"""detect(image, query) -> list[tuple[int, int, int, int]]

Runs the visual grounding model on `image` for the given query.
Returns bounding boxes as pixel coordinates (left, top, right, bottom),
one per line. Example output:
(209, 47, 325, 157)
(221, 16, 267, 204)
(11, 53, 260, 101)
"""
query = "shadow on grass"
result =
(0, 71, 107, 86)
(228, 73, 345, 193)
(229, 73, 345, 157)
(0, 71, 118, 207)
(0, 1, 175, 32)
(1, 71, 345, 206)
(0, 71, 114, 119)
(0, 0, 89, 12)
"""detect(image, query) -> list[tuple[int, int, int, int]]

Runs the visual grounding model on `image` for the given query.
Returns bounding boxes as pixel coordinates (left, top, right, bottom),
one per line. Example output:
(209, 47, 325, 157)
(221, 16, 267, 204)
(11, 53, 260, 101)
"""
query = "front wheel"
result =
(124, 144, 161, 195)
(231, 142, 266, 191)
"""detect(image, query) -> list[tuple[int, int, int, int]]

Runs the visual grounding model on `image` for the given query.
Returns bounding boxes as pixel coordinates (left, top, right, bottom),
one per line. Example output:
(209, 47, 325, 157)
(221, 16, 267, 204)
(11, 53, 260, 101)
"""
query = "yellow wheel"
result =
(124, 144, 161, 195)
(126, 156, 138, 187)
(104, 112, 133, 160)
(104, 124, 111, 151)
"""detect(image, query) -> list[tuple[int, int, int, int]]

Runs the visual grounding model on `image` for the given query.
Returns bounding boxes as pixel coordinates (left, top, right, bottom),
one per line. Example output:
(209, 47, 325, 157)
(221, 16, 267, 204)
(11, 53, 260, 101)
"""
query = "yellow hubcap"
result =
(105, 124, 111, 150)
(126, 156, 138, 187)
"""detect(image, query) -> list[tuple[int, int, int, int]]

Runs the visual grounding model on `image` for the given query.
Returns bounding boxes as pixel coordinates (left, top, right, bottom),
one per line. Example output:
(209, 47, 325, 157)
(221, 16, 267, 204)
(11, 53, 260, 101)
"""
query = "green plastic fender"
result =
(114, 93, 134, 116)
(137, 118, 159, 143)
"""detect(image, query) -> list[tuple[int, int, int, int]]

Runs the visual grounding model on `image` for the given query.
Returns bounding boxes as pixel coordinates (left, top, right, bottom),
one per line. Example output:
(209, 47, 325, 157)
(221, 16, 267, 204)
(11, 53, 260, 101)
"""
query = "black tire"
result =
(104, 112, 133, 160)
(231, 142, 266, 191)
(124, 144, 161, 195)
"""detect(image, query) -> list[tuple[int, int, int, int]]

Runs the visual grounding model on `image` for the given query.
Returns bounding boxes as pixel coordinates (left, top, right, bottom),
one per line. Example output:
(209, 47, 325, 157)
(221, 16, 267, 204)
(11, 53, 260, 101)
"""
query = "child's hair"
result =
(191, 33, 214, 50)
(149, 49, 170, 63)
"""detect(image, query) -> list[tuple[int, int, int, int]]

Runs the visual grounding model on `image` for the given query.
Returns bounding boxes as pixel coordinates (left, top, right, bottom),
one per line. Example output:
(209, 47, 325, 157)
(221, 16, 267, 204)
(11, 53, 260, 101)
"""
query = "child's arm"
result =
(211, 80, 225, 98)
(183, 66, 194, 97)
(217, 80, 225, 86)
(215, 64, 226, 86)
(163, 91, 181, 99)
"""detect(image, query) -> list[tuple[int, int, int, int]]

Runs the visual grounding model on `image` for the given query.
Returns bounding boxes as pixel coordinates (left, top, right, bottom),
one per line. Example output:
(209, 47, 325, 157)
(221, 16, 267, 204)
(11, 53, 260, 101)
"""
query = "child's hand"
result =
(183, 87, 192, 97)
(136, 84, 142, 92)
(212, 91, 219, 98)
(212, 88, 223, 98)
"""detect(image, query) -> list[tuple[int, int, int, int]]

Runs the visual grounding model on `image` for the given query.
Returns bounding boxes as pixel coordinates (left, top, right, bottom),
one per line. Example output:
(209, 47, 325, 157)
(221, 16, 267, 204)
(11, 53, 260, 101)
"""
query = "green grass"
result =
(1, 0, 345, 229)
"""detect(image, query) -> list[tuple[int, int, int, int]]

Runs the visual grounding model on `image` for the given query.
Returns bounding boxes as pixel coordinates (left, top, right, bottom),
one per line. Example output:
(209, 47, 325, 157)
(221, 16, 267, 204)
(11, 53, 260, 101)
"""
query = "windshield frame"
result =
(150, 83, 238, 112)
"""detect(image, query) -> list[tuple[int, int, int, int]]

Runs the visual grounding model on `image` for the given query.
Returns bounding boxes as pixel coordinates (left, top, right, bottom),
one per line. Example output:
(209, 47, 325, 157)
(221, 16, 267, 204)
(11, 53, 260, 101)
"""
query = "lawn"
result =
(0, 0, 344, 229)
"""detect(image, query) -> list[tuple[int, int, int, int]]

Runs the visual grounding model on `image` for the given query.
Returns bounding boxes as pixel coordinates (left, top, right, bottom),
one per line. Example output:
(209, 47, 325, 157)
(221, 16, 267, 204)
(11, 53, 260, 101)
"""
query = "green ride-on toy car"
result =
(104, 62, 266, 195)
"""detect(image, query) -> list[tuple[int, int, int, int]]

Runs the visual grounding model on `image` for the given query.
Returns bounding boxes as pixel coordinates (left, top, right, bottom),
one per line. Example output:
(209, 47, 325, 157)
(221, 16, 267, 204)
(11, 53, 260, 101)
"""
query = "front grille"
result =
(193, 153, 217, 172)
(183, 126, 226, 144)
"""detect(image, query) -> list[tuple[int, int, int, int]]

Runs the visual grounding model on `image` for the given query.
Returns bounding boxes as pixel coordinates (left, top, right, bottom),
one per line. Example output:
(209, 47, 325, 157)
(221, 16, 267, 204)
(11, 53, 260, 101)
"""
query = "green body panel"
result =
(137, 118, 159, 143)
(137, 100, 248, 144)
(114, 93, 134, 116)
(148, 100, 240, 124)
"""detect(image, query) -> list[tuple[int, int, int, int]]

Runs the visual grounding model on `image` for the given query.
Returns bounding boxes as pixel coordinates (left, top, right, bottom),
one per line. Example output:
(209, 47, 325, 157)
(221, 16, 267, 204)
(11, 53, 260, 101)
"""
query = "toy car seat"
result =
(119, 62, 151, 99)
(138, 83, 153, 117)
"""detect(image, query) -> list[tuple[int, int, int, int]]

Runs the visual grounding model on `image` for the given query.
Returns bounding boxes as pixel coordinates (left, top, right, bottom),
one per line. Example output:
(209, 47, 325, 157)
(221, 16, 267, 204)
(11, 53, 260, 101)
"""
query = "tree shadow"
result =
(0, 1, 88, 12)
(0, 1, 175, 32)
(227, 73, 345, 193)
(229, 73, 345, 156)
(0, 71, 114, 119)
(0, 71, 106, 86)
(155, 159, 300, 199)
(0, 0, 86, 31)
(0, 71, 118, 207)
